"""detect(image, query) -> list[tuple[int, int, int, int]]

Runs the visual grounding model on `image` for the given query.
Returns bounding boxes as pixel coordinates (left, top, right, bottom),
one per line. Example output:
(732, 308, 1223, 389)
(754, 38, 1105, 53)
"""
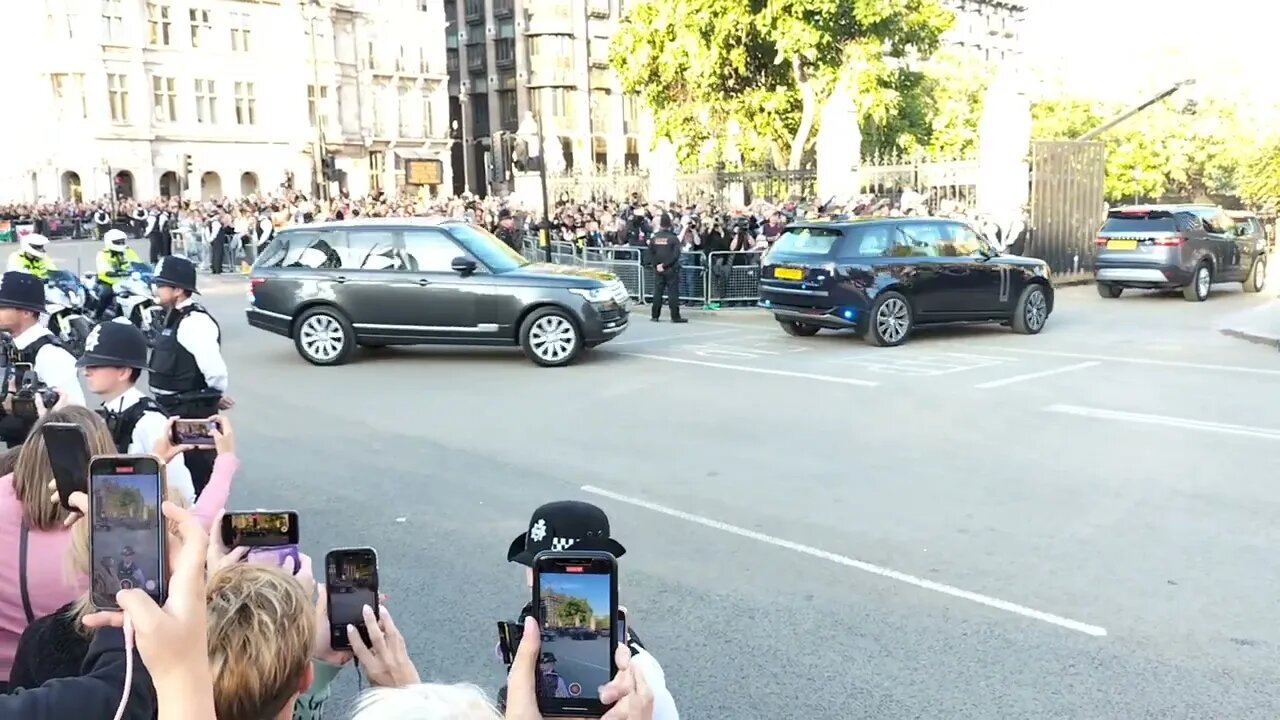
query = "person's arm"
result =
(190, 453, 238, 528)
(134, 411, 195, 504)
(292, 659, 342, 720)
(36, 345, 85, 406)
(0, 627, 157, 720)
(174, 313, 228, 393)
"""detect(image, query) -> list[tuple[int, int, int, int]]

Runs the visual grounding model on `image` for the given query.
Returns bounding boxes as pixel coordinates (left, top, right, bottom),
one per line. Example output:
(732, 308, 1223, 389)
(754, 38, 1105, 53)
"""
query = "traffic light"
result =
(181, 155, 192, 177)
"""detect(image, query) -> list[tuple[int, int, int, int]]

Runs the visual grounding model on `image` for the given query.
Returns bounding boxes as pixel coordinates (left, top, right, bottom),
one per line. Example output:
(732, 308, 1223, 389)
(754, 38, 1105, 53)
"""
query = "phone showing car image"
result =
(531, 551, 619, 718)
(170, 418, 219, 447)
(325, 547, 379, 651)
(222, 511, 301, 568)
(42, 422, 90, 510)
(89, 454, 167, 610)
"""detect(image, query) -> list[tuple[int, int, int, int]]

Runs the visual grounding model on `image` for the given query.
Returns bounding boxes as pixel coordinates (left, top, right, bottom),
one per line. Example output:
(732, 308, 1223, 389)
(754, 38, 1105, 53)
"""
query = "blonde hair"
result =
(351, 684, 503, 720)
(205, 563, 314, 720)
(15, 407, 116, 531)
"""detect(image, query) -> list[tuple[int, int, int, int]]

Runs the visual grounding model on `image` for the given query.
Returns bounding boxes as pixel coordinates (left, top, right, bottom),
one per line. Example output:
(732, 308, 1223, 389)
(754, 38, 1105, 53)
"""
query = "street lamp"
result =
(1074, 78, 1197, 142)
(308, 0, 328, 202)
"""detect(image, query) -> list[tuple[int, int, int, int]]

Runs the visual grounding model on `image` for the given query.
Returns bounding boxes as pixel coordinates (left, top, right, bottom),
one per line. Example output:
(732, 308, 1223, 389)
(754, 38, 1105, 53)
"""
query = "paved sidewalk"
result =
(1218, 299, 1280, 347)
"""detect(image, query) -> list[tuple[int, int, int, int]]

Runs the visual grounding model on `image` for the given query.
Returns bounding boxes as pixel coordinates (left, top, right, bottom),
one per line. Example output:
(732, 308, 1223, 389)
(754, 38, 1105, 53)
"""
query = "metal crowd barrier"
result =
(519, 235, 767, 308)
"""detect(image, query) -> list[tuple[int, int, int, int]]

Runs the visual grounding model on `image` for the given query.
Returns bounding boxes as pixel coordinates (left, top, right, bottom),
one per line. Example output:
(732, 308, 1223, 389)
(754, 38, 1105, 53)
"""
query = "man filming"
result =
(0, 271, 84, 446)
(93, 229, 142, 321)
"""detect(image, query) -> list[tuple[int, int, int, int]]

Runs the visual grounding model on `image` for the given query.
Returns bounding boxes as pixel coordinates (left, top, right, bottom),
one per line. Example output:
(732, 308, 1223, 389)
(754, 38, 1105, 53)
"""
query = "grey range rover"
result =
(246, 217, 630, 367)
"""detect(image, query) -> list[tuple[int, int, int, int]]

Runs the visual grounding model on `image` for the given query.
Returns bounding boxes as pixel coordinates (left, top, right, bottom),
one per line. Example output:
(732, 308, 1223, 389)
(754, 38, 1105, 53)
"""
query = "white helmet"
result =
(103, 229, 129, 250)
(20, 233, 49, 257)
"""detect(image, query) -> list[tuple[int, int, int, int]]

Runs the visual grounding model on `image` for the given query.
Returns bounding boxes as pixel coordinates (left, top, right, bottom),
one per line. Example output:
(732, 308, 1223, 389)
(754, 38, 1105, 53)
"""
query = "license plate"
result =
(1107, 240, 1138, 250)
(774, 267, 803, 280)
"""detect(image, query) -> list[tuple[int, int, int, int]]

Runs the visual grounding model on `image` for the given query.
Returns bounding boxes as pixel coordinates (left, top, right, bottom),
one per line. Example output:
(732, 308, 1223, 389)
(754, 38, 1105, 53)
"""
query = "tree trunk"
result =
(788, 56, 817, 172)
(768, 140, 787, 170)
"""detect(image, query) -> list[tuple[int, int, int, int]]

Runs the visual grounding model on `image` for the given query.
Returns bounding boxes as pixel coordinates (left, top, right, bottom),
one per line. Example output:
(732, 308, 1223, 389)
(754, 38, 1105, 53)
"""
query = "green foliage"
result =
(610, 0, 954, 168)
(911, 47, 992, 158)
(1240, 137, 1280, 211)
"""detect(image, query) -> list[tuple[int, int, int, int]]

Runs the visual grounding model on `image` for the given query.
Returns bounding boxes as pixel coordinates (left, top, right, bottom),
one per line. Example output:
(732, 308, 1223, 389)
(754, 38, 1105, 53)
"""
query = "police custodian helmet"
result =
(76, 322, 149, 370)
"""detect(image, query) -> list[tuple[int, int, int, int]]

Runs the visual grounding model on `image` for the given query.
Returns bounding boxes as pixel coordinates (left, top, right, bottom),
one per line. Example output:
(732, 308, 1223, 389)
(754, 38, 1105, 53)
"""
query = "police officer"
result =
(78, 322, 194, 501)
(6, 234, 58, 279)
(148, 256, 228, 496)
(494, 209, 519, 251)
(130, 206, 147, 238)
(145, 208, 169, 264)
(93, 207, 111, 240)
(646, 213, 686, 323)
(94, 229, 142, 321)
(0, 271, 85, 445)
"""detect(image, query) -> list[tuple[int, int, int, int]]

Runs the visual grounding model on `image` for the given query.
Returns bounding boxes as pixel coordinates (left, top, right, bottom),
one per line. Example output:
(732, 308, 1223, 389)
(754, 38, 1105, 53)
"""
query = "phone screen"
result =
(326, 548, 378, 650)
(171, 418, 218, 447)
(90, 457, 165, 609)
(42, 423, 90, 509)
(222, 511, 299, 548)
(533, 553, 618, 712)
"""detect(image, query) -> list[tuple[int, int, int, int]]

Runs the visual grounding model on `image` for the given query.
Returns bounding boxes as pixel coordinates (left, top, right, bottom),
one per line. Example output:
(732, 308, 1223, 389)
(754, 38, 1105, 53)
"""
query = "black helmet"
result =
(76, 322, 149, 370)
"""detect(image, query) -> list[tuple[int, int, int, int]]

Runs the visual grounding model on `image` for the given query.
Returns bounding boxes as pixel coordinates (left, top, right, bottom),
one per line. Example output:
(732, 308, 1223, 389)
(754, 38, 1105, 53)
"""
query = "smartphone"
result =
(42, 422, 90, 510)
(616, 607, 628, 647)
(170, 418, 219, 447)
(532, 551, 619, 717)
(11, 362, 32, 386)
(498, 620, 522, 665)
(88, 455, 167, 609)
(222, 510, 301, 568)
(325, 547, 379, 650)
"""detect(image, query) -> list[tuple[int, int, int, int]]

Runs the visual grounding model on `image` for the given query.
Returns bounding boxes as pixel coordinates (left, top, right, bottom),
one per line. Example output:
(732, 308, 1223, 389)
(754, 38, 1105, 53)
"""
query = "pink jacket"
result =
(0, 453, 238, 681)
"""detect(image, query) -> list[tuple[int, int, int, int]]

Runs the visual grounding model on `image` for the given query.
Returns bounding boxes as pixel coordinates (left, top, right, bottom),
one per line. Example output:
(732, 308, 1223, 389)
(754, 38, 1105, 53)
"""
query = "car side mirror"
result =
(451, 256, 477, 275)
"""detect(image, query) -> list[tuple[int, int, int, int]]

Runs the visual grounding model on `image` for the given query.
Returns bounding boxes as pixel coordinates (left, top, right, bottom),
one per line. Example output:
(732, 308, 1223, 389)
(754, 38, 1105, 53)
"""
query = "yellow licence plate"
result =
(1107, 240, 1138, 250)
(774, 267, 804, 280)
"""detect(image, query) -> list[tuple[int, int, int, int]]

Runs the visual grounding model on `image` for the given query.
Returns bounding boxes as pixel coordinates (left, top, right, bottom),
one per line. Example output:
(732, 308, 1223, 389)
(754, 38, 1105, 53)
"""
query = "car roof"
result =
(279, 216, 467, 231)
(788, 216, 969, 231)
(1226, 210, 1258, 219)
(1110, 203, 1219, 213)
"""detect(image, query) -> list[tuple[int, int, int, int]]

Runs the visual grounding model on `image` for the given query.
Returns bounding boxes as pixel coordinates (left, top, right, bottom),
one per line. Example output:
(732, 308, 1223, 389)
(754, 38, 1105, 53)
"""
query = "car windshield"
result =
(448, 223, 529, 273)
(1102, 214, 1177, 232)
(770, 227, 843, 256)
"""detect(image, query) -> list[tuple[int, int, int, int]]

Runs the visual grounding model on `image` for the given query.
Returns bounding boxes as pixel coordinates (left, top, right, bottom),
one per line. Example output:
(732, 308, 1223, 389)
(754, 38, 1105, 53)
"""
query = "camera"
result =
(11, 370, 59, 421)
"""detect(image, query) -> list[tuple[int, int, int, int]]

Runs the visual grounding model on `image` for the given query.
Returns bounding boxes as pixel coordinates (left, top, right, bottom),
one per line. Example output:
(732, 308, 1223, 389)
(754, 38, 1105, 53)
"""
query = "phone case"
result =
(88, 455, 169, 610)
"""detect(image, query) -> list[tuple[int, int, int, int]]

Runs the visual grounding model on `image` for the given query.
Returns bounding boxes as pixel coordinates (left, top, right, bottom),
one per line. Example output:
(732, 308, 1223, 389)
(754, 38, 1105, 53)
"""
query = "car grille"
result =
(606, 279, 629, 305)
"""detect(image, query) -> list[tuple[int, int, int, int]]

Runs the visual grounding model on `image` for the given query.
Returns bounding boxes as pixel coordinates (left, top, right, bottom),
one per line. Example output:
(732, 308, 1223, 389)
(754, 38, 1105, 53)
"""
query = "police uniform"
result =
(148, 257, 226, 496)
(646, 217, 685, 323)
(78, 322, 195, 502)
(6, 233, 57, 279)
(0, 272, 86, 446)
(130, 207, 147, 238)
(93, 209, 111, 240)
(146, 209, 171, 264)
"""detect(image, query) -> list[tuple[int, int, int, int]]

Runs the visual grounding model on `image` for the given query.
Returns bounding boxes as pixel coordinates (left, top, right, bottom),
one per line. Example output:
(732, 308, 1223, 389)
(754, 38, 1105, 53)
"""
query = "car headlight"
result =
(569, 286, 613, 303)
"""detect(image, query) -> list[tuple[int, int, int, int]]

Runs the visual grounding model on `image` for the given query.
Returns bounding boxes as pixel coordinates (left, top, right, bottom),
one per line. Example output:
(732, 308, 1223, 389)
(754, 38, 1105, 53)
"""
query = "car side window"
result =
(851, 226, 894, 256)
(403, 230, 466, 272)
(892, 223, 943, 257)
(278, 231, 344, 269)
(938, 223, 983, 256)
(345, 230, 409, 270)
(1202, 212, 1234, 235)
(1174, 213, 1204, 234)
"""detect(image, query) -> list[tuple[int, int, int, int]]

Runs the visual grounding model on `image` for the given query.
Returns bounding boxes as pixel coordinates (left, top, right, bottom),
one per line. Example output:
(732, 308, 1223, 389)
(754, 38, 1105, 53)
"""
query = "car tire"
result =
(1183, 262, 1211, 302)
(865, 291, 913, 347)
(520, 307, 582, 367)
(1243, 256, 1267, 293)
(1011, 284, 1050, 335)
(778, 320, 820, 337)
(1096, 282, 1123, 299)
(293, 306, 356, 366)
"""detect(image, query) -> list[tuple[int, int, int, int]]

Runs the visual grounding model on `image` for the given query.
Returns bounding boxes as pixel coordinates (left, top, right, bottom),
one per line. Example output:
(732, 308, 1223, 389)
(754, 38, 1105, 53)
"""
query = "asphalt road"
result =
(541, 636, 612, 696)
(17, 238, 1280, 718)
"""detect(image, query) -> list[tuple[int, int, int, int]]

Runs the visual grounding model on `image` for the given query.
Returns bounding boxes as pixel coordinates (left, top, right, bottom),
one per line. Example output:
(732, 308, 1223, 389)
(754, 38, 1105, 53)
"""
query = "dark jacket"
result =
(0, 626, 155, 719)
(10, 602, 89, 691)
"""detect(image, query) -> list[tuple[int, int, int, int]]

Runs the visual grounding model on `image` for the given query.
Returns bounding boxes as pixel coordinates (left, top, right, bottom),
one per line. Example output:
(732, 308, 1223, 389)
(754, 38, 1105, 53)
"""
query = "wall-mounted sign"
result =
(405, 159, 443, 186)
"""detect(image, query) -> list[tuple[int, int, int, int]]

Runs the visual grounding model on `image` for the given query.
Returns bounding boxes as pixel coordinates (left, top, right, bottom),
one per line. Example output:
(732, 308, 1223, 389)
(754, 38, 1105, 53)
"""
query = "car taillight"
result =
(248, 277, 264, 300)
(1153, 235, 1184, 246)
(1094, 236, 1108, 246)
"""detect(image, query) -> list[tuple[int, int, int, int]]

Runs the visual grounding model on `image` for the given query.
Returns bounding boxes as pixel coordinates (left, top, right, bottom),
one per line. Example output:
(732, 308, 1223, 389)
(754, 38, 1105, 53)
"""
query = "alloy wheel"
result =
(876, 298, 909, 343)
(1024, 289, 1048, 331)
(1196, 267, 1210, 298)
(529, 315, 577, 363)
(299, 314, 345, 362)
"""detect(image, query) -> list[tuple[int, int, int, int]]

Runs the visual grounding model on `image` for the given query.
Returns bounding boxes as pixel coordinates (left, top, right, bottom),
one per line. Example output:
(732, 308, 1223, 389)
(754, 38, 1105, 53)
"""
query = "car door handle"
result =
(334, 276, 348, 284)
(418, 278, 431, 286)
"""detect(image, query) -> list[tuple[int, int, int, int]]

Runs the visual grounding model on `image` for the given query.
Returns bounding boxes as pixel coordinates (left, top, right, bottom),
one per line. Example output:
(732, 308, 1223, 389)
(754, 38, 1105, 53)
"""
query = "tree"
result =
(914, 47, 992, 158)
(1240, 136, 1280, 211)
(556, 597, 592, 627)
(610, 0, 954, 169)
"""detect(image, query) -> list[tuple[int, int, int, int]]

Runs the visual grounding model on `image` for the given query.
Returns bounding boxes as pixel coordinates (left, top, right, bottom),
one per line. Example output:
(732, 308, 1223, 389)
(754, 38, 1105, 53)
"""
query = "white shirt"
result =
(102, 387, 194, 503)
(157, 297, 227, 394)
(13, 324, 85, 406)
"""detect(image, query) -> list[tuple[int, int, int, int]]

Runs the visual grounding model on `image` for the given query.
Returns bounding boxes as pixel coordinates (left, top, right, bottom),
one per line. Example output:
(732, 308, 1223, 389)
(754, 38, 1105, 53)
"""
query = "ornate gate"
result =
(1027, 140, 1106, 278)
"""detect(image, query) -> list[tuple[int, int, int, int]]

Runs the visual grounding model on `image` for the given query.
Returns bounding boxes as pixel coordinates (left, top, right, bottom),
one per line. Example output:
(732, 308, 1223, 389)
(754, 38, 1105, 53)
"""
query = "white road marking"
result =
(692, 319, 778, 331)
(581, 486, 1108, 638)
(973, 361, 1101, 389)
(1047, 404, 1280, 440)
(833, 352, 1013, 376)
(607, 329, 743, 346)
(621, 352, 878, 386)
(973, 345, 1280, 376)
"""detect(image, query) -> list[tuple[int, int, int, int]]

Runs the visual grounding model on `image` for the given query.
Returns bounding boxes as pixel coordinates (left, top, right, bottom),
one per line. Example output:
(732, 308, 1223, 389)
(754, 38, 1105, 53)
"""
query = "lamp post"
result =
(522, 10, 553, 262)
(1074, 79, 1197, 142)
(308, 0, 328, 202)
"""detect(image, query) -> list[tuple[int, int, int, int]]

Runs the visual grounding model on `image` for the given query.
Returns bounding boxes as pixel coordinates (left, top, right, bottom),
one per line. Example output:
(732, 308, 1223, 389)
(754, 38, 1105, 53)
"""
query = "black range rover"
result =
(759, 218, 1054, 346)
(246, 217, 629, 367)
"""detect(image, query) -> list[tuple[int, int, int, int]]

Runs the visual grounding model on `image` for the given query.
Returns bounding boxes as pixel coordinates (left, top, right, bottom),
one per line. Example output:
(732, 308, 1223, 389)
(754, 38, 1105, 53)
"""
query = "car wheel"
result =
(865, 291, 912, 347)
(1244, 256, 1267, 293)
(520, 307, 582, 367)
(1011, 284, 1050, 335)
(777, 320, 820, 337)
(293, 307, 356, 366)
(1183, 262, 1211, 302)
(1096, 282, 1123, 299)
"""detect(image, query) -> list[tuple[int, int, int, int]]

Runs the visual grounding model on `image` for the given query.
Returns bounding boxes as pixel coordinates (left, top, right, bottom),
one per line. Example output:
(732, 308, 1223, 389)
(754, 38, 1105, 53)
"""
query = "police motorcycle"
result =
(84, 262, 163, 346)
(44, 270, 92, 356)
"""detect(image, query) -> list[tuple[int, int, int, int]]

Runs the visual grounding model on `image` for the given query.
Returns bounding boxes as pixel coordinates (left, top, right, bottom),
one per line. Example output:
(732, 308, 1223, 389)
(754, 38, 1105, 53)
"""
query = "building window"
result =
(234, 81, 256, 125)
(529, 36, 575, 84)
(446, 49, 459, 73)
(590, 89, 611, 133)
(101, 0, 124, 44)
(50, 74, 88, 121)
(229, 11, 251, 51)
(47, 3, 79, 42)
(107, 73, 129, 123)
(495, 38, 515, 68)
(423, 94, 436, 136)
(470, 93, 489, 137)
(308, 84, 329, 129)
(466, 42, 485, 72)
(493, 0, 513, 16)
(189, 8, 210, 47)
(464, 0, 482, 20)
(152, 75, 178, 122)
(498, 89, 517, 129)
(147, 3, 171, 46)
(194, 78, 217, 123)
(399, 85, 416, 136)
(623, 94, 640, 133)
(417, 0, 431, 10)
(531, 87, 573, 122)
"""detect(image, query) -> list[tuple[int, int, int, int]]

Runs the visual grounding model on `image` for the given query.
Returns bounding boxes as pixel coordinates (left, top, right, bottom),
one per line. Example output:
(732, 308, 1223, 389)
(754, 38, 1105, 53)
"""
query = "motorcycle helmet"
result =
(20, 233, 49, 257)
(103, 229, 129, 251)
